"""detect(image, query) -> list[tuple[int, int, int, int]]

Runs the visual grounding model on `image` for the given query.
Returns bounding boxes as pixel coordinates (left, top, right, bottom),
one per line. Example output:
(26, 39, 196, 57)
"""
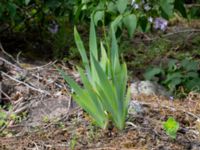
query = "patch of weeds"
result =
(42, 116, 50, 123)
(121, 33, 200, 74)
(69, 134, 77, 150)
(0, 106, 23, 136)
(122, 38, 171, 69)
(192, 35, 200, 47)
(144, 58, 200, 97)
(57, 122, 65, 129)
(87, 124, 101, 142)
(163, 117, 179, 139)
(63, 46, 81, 64)
(51, 19, 74, 59)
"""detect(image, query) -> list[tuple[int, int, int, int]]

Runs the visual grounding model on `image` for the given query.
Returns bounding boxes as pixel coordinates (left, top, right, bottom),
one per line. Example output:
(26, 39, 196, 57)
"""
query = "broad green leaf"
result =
(74, 27, 90, 74)
(57, 67, 107, 128)
(81, 0, 91, 4)
(78, 68, 107, 121)
(57, 67, 83, 95)
(117, 0, 128, 14)
(89, 16, 98, 59)
(174, 0, 187, 18)
(144, 67, 164, 80)
(159, 0, 175, 18)
(93, 2, 105, 25)
(181, 59, 199, 71)
(25, 0, 31, 5)
(107, 2, 117, 13)
(111, 15, 123, 33)
(100, 42, 108, 72)
(138, 16, 148, 32)
(7, 2, 17, 18)
(168, 59, 178, 71)
(164, 72, 182, 83)
(123, 14, 137, 37)
(74, 3, 85, 24)
(91, 55, 118, 114)
(91, 54, 127, 130)
(115, 63, 128, 102)
(111, 17, 122, 72)
(94, 10, 104, 25)
(167, 78, 182, 91)
(185, 78, 200, 92)
(185, 72, 199, 78)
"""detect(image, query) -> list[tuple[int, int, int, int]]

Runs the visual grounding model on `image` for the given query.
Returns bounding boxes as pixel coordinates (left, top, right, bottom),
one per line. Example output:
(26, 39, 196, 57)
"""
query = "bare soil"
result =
(0, 56, 200, 150)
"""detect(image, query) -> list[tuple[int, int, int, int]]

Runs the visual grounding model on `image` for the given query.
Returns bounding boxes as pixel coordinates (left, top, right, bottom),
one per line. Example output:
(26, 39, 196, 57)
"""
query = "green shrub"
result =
(58, 17, 130, 130)
(144, 58, 200, 96)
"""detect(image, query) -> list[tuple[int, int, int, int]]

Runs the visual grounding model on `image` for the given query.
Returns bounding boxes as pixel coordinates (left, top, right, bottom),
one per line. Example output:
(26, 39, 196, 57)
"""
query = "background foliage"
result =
(0, 0, 200, 95)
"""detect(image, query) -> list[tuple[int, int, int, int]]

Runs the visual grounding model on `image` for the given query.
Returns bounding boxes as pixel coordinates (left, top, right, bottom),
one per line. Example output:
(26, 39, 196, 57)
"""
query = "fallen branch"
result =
(1, 71, 51, 96)
(0, 88, 12, 101)
(0, 42, 20, 66)
(0, 57, 22, 71)
(25, 60, 57, 70)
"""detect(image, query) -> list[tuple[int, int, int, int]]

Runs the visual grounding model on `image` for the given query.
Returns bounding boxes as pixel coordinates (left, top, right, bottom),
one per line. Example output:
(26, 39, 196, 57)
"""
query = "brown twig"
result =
(1, 71, 51, 96)
(25, 60, 57, 70)
(0, 88, 12, 101)
(0, 57, 22, 70)
(0, 42, 20, 66)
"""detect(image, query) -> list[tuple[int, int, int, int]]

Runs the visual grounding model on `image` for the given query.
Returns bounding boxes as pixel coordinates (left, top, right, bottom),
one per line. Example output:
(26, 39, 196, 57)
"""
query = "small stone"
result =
(130, 80, 170, 97)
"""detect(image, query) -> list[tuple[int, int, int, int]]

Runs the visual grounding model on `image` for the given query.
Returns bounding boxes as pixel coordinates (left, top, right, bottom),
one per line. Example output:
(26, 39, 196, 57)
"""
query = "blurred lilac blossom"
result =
(148, 17, 153, 23)
(154, 18, 168, 31)
(131, 0, 139, 9)
(144, 4, 151, 11)
(133, 3, 139, 9)
(131, 0, 136, 5)
(169, 96, 174, 101)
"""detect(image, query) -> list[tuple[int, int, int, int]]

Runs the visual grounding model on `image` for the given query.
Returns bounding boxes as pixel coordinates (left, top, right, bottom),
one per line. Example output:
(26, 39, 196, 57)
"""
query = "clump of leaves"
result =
(0, 106, 21, 136)
(58, 17, 130, 130)
(163, 117, 179, 139)
(144, 58, 200, 96)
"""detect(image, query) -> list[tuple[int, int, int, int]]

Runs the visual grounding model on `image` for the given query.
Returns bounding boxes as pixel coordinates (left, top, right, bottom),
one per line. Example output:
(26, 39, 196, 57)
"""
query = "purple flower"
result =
(169, 96, 174, 101)
(154, 18, 168, 31)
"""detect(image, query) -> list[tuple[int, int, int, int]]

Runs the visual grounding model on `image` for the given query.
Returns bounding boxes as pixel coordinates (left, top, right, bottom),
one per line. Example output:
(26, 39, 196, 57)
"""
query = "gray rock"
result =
(128, 100, 143, 115)
(25, 96, 74, 127)
(130, 80, 170, 97)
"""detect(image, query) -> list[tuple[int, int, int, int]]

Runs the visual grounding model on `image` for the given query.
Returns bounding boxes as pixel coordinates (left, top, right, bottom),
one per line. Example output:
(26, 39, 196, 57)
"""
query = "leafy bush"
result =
(0, 0, 74, 32)
(0, 0, 188, 34)
(74, 0, 188, 34)
(144, 59, 200, 96)
(58, 17, 130, 130)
